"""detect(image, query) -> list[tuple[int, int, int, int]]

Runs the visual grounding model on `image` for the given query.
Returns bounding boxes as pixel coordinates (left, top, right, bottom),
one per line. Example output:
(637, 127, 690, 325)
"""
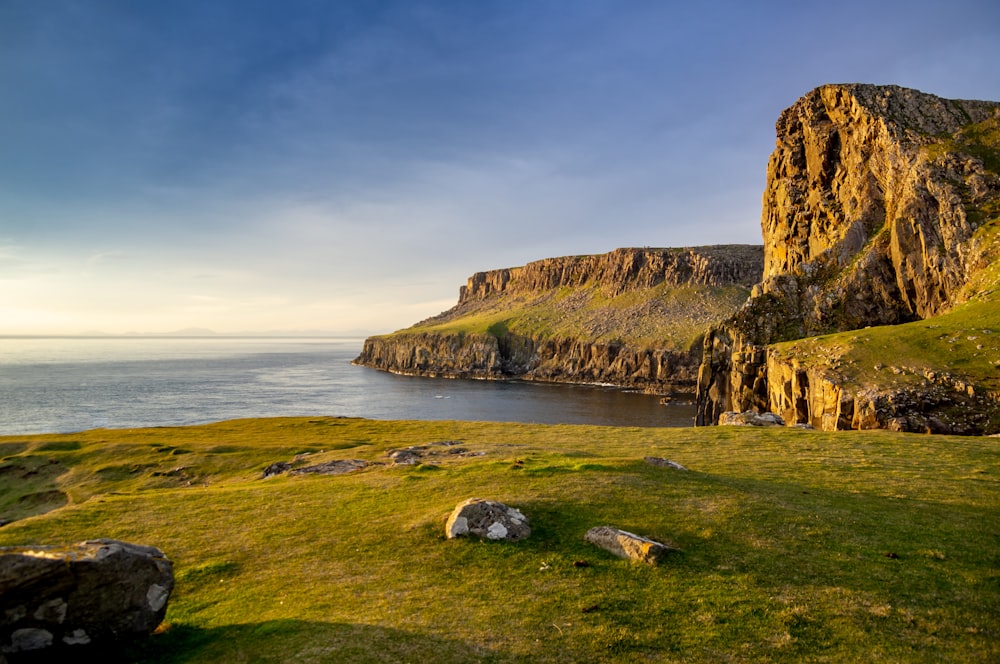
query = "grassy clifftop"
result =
(394, 245, 763, 350)
(398, 281, 752, 350)
(2, 418, 998, 662)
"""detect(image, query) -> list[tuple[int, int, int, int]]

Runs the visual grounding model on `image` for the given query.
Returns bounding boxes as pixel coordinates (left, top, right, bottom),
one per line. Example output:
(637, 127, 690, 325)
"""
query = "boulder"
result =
(0, 539, 173, 656)
(584, 526, 677, 564)
(445, 498, 530, 541)
(719, 411, 785, 426)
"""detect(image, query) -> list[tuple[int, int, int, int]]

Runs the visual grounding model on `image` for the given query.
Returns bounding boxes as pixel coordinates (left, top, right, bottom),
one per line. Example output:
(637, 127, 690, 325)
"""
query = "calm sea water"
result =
(0, 337, 695, 435)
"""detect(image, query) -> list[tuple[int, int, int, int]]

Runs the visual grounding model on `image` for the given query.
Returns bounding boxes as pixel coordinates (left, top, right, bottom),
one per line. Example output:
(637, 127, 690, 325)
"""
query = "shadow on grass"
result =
(0, 455, 70, 524)
(115, 620, 521, 663)
(505, 458, 999, 595)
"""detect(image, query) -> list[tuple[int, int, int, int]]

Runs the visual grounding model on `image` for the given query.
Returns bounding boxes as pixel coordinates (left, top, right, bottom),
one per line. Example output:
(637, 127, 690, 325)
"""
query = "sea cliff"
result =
(357, 83, 1000, 434)
(355, 246, 763, 393)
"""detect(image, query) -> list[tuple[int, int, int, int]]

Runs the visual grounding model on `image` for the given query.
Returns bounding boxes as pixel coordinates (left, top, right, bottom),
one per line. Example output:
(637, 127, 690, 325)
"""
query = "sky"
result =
(2, 1, 999, 336)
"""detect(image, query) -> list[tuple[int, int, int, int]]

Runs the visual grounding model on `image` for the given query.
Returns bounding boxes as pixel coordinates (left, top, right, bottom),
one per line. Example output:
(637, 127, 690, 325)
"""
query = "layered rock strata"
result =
(696, 84, 1000, 432)
(458, 245, 763, 302)
(356, 246, 763, 393)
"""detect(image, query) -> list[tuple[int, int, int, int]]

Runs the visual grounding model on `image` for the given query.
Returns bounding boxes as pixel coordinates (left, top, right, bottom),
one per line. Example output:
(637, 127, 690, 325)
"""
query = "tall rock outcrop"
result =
(356, 246, 762, 394)
(696, 84, 1000, 432)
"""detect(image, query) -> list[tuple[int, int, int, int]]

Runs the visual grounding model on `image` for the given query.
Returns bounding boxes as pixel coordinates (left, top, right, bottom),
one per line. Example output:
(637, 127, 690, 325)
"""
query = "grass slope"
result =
(2, 418, 998, 662)
(389, 282, 752, 349)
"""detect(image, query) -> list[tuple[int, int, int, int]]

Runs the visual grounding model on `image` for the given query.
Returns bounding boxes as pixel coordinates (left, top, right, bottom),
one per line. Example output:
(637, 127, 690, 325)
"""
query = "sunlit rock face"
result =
(696, 84, 1000, 432)
(761, 84, 998, 323)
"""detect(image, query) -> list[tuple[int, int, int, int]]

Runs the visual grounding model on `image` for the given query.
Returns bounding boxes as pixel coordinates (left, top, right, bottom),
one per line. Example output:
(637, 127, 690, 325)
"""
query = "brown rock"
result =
(289, 459, 367, 476)
(584, 526, 678, 564)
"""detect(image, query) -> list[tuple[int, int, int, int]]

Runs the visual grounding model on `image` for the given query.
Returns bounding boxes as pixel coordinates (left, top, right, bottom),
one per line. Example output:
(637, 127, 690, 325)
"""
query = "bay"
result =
(0, 337, 695, 435)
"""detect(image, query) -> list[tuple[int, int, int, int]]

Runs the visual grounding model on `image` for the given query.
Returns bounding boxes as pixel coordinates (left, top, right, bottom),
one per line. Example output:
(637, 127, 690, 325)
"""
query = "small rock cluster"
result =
(0, 539, 173, 657)
(386, 441, 485, 466)
(644, 457, 688, 470)
(263, 441, 488, 479)
(263, 459, 368, 478)
(445, 474, 684, 565)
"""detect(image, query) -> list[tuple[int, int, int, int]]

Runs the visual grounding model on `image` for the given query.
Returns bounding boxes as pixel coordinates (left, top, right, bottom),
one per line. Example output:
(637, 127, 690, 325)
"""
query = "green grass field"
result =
(2, 417, 998, 662)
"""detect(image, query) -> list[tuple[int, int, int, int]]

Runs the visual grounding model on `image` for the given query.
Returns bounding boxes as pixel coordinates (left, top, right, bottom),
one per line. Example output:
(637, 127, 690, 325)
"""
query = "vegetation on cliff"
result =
(406, 281, 750, 348)
(2, 418, 998, 662)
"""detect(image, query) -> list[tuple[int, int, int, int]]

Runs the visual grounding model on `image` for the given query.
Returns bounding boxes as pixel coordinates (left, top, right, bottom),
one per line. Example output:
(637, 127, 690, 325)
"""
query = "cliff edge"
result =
(355, 246, 762, 394)
(696, 84, 1000, 434)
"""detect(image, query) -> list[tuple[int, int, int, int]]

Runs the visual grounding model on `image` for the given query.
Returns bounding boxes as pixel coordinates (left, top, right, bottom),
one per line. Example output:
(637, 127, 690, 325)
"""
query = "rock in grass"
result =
(445, 498, 531, 541)
(262, 461, 292, 477)
(0, 539, 173, 656)
(718, 411, 785, 427)
(263, 459, 368, 478)
(644, 457, 688, 471)
(584, 526, 678, 564)
(289, 459, 367, 475)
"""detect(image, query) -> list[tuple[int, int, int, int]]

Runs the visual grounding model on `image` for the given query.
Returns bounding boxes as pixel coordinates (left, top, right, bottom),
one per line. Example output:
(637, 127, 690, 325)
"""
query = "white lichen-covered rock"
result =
(584, 526, 678, 564)
(445, 498, 531, 541)
(0, 539, 173, 655)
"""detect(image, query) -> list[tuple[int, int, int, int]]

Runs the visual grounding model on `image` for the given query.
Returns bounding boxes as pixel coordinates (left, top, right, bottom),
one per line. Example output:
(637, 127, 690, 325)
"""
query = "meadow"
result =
(1, 417, 998, 662)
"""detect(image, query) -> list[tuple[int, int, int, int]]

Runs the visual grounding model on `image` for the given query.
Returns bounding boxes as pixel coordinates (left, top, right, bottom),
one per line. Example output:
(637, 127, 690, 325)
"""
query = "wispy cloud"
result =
(0, 0, 998, 334)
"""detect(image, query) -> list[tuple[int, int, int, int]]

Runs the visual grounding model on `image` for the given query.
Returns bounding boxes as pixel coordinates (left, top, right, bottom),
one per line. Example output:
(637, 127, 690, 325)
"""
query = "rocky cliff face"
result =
(357, 332, 702, 390)
(459, 246, 763, 302)
(696, 84, 1000, 432)
(356, 246, 762, 393)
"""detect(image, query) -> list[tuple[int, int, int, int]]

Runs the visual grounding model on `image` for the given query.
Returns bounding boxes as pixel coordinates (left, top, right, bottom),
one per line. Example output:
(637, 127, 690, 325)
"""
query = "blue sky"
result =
(2, 1, 998, 335)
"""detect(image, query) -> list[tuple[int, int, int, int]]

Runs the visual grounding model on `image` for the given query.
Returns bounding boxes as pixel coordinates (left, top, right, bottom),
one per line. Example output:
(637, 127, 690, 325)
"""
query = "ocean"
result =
(0, 337, 696, 436)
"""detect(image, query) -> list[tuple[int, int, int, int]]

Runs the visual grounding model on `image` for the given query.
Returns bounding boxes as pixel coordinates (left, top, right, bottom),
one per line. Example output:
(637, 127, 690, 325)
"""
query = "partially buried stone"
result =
(584, 526, 678, 564)
(262, 461, 291, 477)
(644, 457, 688, 471)
(289, 459, 367, 475)
(0, 539, 174, 655)
(445, 498, 531, 541)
